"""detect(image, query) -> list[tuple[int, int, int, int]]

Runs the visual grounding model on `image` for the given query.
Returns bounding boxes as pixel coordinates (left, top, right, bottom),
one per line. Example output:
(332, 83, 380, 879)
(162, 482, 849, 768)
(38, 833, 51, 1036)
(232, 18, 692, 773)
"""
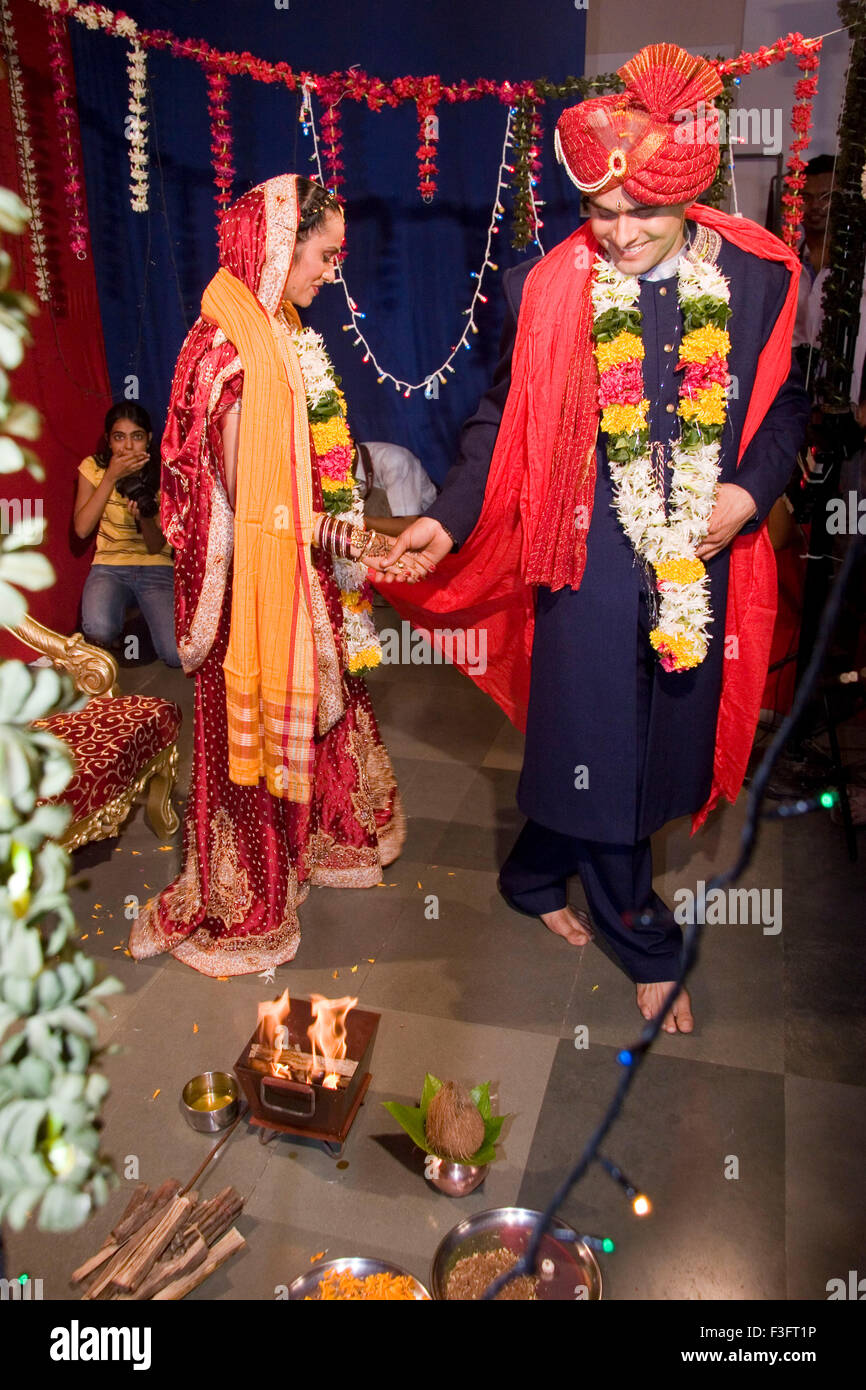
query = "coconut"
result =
(425, 1081, 485, 1161)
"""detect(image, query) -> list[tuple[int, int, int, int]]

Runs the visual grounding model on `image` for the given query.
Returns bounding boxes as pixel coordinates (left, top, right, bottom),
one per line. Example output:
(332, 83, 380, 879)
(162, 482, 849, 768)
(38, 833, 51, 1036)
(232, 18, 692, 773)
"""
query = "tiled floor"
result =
(8, 612, 866, 1301)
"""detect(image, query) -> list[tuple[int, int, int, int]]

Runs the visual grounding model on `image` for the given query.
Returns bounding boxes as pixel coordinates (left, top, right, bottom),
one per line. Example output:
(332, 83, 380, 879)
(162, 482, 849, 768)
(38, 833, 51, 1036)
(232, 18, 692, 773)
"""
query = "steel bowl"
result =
(180, 1071, 239, 1133)
(425, 1156, 489, 1197)
(288, 1256, 431, 1301)
(431, 1206, 603, 1301)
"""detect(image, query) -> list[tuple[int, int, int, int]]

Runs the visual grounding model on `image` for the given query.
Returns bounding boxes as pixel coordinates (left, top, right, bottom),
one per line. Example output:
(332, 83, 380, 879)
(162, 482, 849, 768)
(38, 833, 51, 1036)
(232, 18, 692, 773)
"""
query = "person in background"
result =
(73, 402, 181, 668)
(355, 439, 437, 521)
(793, 153, 834, 350)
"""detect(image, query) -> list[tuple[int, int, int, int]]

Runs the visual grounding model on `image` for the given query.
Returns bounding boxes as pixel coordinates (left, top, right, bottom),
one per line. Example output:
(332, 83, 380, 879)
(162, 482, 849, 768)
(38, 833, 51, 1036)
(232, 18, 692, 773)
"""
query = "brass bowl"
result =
(180, 1071, 239, 1133)
(431, 1207, 603, 1301)
(288, 1257, 431, 1301)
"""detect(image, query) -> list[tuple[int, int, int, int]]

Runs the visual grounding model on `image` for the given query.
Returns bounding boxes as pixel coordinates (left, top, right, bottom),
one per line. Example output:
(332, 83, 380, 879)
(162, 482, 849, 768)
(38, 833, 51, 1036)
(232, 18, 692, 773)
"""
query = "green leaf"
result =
(37, 1183, 92, 1232)
(0, 550, 54, 591)
(470, 1081, 492, 1120)
(419, 1072, 442, 1118)
(5, 1186, 38, 1230)
(381, 1100, 436, 1155)
(0, 576, 26, 626)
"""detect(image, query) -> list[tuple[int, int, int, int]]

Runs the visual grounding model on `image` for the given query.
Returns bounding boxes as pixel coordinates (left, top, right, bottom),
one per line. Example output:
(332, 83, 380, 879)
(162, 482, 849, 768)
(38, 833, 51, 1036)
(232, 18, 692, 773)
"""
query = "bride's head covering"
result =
(161, 174, 341, 552)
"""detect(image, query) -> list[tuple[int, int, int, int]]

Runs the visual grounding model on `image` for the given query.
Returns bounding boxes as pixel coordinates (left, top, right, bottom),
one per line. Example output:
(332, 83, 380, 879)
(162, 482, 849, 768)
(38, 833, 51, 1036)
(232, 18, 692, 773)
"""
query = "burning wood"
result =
(247, 1042, 357, 1083)
(308, 994, 358, 1089)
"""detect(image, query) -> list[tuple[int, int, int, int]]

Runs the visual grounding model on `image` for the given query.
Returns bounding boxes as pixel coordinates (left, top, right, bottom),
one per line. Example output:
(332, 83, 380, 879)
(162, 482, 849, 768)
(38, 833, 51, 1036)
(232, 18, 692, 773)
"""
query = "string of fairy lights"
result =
(300, 81, 546, 399)
(483, 535, 862, 1298)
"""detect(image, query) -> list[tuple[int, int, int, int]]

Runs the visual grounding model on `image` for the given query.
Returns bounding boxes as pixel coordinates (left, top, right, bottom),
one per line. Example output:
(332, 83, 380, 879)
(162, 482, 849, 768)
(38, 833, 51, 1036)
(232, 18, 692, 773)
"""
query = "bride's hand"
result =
(366, 517, 453, 583)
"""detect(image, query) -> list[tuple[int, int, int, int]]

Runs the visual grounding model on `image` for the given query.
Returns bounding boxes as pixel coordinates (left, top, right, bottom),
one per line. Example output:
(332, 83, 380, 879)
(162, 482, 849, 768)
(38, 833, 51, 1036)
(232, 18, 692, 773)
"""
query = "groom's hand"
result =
(369, 516, 454, 584)
(695, 483, 758, 562)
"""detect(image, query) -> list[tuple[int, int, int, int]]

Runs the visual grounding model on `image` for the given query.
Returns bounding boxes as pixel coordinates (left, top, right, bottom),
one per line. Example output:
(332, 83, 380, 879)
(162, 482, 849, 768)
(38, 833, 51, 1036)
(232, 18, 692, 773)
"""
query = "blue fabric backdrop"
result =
(70, 1, 585, 483)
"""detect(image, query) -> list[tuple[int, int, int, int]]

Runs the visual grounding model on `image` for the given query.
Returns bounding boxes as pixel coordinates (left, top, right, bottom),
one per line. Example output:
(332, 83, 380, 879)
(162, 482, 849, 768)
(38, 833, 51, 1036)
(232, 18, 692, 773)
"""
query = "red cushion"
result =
(34, 694, 182, 824)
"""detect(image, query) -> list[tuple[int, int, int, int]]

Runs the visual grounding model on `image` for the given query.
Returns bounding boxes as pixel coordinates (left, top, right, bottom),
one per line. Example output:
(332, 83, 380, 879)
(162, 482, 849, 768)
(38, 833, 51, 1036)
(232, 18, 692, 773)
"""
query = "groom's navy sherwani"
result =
(427, 224, 809, 980)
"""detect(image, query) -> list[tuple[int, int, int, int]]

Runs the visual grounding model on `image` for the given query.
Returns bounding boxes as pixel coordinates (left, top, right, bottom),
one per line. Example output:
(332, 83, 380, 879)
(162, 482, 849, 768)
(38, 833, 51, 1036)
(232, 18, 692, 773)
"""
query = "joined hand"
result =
(366, 516, 454, 584)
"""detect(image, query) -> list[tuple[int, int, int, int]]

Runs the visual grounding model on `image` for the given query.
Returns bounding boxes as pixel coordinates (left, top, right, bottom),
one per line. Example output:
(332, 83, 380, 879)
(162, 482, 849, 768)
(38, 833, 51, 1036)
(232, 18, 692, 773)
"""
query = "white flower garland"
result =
(1, 0, 52, 302)
(126, 41, 149, 213)
(288, 326, 382, 673)
(591, 250, 731, 671)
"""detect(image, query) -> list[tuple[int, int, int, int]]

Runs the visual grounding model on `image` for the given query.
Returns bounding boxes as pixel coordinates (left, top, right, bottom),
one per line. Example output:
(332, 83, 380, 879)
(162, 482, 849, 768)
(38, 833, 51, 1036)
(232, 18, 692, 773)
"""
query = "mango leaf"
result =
(419, 1071, 442, 1118)
(383, 1075, 508, 1164)
(381, 1099, 434, 1155)
(470, 1081, 492, 1121)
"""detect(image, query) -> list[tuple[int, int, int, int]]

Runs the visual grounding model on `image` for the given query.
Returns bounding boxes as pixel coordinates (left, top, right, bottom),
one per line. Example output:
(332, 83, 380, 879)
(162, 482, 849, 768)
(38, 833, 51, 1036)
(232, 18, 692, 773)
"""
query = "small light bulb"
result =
(632, 1194, 652, 1217)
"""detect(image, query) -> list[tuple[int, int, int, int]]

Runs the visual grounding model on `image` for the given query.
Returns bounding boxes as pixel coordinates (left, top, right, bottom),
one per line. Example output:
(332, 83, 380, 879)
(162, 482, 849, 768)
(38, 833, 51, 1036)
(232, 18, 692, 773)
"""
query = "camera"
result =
(114, 467, 159, 519)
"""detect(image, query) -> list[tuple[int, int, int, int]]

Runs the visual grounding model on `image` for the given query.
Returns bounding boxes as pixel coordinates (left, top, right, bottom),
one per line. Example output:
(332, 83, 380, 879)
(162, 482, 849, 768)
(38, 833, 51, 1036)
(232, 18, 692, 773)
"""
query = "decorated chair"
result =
(9, 615, 182, 851)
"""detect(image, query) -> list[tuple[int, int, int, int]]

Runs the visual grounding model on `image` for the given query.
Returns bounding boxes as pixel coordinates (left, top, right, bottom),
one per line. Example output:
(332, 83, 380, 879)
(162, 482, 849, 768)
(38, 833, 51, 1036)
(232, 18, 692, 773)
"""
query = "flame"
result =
(256, 988, 290, 1055)
(308, 994, 357, 1087)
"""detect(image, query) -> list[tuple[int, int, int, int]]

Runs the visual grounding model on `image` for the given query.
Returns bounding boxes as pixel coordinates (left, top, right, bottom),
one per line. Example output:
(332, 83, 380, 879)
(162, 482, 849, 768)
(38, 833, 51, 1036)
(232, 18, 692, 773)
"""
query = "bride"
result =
(130, 174, 419, 976)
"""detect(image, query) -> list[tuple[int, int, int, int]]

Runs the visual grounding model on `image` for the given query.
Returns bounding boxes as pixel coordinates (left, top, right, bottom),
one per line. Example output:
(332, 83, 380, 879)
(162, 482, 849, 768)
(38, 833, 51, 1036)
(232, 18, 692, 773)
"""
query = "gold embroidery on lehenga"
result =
(207, 807, 254, 926)
(179, 477, 235, 673)
(350, 705, 395, 832)
(309, 569, 345, 734)
(167, 836, 202, 925)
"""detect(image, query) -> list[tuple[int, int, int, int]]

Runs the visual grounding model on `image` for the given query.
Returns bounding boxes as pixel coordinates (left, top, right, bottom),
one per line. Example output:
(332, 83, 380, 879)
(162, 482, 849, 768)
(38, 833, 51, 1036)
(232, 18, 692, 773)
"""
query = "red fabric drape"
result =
(380, 206, 801, 831)
(0, 0, 112, 660)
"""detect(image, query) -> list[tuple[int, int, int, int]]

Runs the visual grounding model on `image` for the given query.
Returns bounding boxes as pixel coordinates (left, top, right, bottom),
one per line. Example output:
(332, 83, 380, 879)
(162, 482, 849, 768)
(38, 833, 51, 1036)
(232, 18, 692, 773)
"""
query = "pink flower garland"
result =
(46, 7, 89, 259)
(206, 66, 234, 232)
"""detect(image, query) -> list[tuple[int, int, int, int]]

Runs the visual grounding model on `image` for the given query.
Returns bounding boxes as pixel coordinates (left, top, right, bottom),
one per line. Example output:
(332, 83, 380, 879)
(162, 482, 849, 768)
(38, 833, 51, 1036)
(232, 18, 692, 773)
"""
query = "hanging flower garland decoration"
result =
(316, 74, 345, 196)
(779, 40, 823, 247)
(1, 0, 52, 302)
(289, 324, 382, 677)
(591, 252, 732, 673)
(205, 66, 234, 230)
(126, 41, 149, 213)
(27, 6, 830, 282)
(45, 6, 89, 259)
(415, 76, 441, 201)
(511, 96, 545, 250)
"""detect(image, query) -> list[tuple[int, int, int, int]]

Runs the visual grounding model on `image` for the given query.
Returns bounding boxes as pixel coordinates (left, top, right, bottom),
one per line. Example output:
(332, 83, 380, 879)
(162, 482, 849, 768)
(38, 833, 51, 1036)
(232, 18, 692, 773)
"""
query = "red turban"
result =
(555, 43, 723, 205)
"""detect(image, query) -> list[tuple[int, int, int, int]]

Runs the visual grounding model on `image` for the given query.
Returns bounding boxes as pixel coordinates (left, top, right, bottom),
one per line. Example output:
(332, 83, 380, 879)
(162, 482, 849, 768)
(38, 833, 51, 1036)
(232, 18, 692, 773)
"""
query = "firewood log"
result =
(152, 1227, 246, 1300)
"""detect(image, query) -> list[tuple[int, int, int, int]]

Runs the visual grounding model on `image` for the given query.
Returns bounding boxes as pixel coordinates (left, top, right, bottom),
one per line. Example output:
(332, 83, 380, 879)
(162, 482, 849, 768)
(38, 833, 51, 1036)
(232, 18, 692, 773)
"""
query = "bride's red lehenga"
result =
(129, 176, 404, 977)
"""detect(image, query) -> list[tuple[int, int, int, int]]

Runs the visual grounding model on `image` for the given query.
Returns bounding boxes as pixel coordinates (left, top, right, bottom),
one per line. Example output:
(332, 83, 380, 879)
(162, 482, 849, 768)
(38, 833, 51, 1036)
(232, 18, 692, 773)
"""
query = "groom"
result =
(375, 44, 809, 1033)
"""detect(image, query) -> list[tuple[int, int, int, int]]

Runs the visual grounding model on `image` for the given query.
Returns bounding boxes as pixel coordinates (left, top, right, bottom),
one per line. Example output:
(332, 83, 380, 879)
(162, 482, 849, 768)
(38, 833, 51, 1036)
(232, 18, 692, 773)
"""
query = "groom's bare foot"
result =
(636, 982, 694, 1034)
(540, 906, 593, 946)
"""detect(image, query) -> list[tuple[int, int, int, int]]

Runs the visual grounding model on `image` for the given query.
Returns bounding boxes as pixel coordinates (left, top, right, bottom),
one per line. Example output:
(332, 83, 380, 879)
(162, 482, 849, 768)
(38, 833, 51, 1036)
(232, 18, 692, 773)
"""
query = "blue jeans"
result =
(81, 564, 181, 668)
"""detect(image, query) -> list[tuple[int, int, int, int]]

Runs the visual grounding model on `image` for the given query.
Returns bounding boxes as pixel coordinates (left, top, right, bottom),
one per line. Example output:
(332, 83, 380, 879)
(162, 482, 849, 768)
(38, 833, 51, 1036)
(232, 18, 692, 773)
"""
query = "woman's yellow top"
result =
(78, 456, 172, 566)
